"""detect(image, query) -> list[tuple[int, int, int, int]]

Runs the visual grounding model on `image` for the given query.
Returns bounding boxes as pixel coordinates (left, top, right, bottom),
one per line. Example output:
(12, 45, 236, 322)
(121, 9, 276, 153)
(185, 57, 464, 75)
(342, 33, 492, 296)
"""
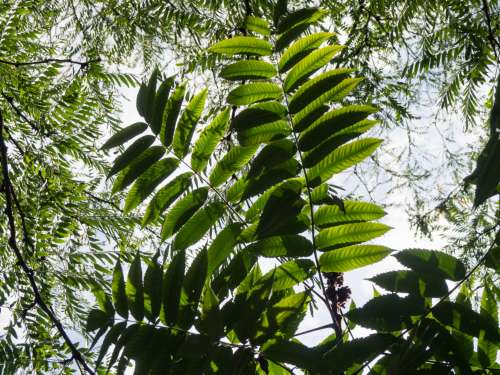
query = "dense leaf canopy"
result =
(0, 0, 498, 374)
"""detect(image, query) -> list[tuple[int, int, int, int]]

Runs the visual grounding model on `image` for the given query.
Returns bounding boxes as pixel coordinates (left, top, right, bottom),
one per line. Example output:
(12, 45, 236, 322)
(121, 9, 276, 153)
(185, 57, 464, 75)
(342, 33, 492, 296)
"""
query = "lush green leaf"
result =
(221, 60, 276, 81)
(173, 201, 225, 251)
(245, 235, 313, 257)
(126, 253, 144, 321)
(172, 88, 207, 158)
(314, 200, 386, 228)
(279, 32, 333, 73)
(144, 259, 162, 322)
(209, 36, 273, 56)
(320, 245, 392, 271)
(209, 145, 258, 187)
(245, 16, 270, 36)
(123, 157, 178, 213)
(111, 146, 165, 194)
(284, 45, 344, 92)
(151, 77, 175, 134)
(160, 83, 186, 147)
(101, 122, 148, 150)
(191, 108, 230, 172)
(161, 251, 185, 326)
(161, 187, 208, 241)
(347, 294, 425, 331)
(478, 285, 498, 367)
(289, 68, 356, 115)
(307, 138, 383, 187)
(298, 105, 378, 151)
(107, 135, 155, 178)
(316, 223, 391, 251)
(178, 248, 208, 329)
(369, 271, 448, 297)
(86, 309, 111, 332)
(394, 249, 466, 281)
(207, 223, 243, 275)
(112, 261, 128, 319)
(227, 82, 282, 106)
(142, 172, 192, 226)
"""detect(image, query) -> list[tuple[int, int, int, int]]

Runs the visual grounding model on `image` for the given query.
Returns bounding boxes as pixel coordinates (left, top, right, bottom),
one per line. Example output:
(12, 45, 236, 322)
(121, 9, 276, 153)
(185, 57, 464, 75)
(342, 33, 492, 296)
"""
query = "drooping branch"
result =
(0, 57, 101, 68)
(0, 109, 95, 374)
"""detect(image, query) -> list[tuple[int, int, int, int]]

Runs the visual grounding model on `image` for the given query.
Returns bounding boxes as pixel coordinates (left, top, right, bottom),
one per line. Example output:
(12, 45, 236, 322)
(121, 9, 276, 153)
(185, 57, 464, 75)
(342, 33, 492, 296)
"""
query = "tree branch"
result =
(0, 109, 94, 374)
(0, 57, 101, 68)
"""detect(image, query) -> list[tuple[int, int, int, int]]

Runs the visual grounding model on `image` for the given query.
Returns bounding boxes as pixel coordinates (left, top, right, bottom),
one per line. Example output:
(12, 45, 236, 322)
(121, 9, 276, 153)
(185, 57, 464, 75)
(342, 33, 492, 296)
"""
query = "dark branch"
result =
(0, 108, 95, 374)
(0, 57, 101, 68)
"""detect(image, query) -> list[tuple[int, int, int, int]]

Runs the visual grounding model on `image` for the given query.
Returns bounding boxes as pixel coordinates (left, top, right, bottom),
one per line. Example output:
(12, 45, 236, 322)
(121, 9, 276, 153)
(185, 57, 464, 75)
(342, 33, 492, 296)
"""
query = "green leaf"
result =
(178, 248, 208, 329)
(172, 88, 208, 158)
(319, 245, 392, 271)
(307, 138, 383, 187)
(314, 200, 385, 228)
(126, 253, 144, 321)
(161, 187, 208, 241)
(209, 145, 258, 187)
(209, 36, 273, 56)
(199, 284, 224, 340)
(485, 244, 499, 271)
(233, 272, 274, 342)
(227, 83, 282, 106)
(284, 45, 344, 92)
(369, 270, 448, 297)
(261, 259, 315, 291)
(142, 69, 159, 124)
(245, 15, 270, 36)
(302, 120, 378, 168)
(277, 8, 327, 35)
(136, 83, 147, 117)
(160, 82, 186, 147)
(191, 108, 230, 172)
(237, 120, 290, 146)
(248, 139, 297, 177)
(142, 172, 192, 226)
(478, 285, 498, 367)
(289, 68, 356, 114)
(256, 182, 308, 239)
(86, 309, 111, 332)
(244, 178, 304, 221)
(231, 101, 286, 131)
(320, 334, 398, 373)
(123, 157, 179, 213)
(245, 235, 313, 257)
(316, 223, 391, 251)
(207, 223, 243, 275)
(256, 292, 310, 342)
(275, 23, 310, 53)
(298, 105, 378, 151)
(394, 249, 466, 281)
(112, 261, 128, 319)
(111, 146, 165, 194)
(347, 294, 425, 331)
(262, 338, 319, 371)
(96, 321, 127, 368)
(160, 250, 185, 326)
(433, 301, 500, 342)
(173, 201, 226, 251)
(144, 259, 162, 322)
(101, 122, 148, 150)
(279, 32, 334, 73)
(220, 60, 276, 81)
(293, 78, 363, 130)
(107, 135, 155, 178)
(151, 76, 175, 134)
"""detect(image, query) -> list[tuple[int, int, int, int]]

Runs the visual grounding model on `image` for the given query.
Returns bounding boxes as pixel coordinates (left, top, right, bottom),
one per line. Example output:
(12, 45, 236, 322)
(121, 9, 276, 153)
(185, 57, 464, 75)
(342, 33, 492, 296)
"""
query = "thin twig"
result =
(0, 57, 101, 68)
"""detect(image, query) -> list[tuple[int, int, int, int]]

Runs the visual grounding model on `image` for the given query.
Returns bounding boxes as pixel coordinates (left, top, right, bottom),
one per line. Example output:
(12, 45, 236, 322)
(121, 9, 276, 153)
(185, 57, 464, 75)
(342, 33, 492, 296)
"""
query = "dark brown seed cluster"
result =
(324, 272, 352, 309)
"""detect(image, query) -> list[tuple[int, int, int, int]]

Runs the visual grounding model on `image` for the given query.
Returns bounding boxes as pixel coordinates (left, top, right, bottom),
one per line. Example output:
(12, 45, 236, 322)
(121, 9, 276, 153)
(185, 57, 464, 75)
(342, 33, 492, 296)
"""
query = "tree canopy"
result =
(0, 0, 498, 374)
